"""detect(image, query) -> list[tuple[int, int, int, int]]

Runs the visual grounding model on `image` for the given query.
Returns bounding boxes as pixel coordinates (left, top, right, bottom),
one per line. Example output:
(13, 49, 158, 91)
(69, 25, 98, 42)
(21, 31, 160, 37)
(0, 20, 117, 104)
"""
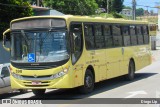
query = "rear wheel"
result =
(32, 89, 46, 96)
(79, 69, 94, 94)
(125, 60, 135, 81)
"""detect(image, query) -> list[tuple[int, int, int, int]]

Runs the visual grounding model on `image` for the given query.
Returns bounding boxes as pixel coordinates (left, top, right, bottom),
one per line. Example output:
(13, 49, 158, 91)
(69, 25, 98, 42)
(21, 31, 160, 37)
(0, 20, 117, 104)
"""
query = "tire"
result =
(79, 69, 94, 94)
(125, 60, 135, 81)
(32, 89, 46, 96)
(19, 89, 27, 94)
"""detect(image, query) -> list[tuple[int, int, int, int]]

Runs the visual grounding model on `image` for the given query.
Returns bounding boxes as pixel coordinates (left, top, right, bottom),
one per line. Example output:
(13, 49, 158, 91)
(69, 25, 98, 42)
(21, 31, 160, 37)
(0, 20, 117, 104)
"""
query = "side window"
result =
(94, 24, 104, 49)
(112, 25, 121, 36)
(1, 67, 10, 77)
(122, 25, 131, 46)
(84, 24, 94, 50)
(130, 25, 137, 45)
(136, 26, 144, 45)
(122, 25, 129, 36)
(112, 25, 123, 47)
(70, 23, 83, 64)
(104, 25, 111, 36)
(103, 25, 113, 48)
(143, 26, 149, 44)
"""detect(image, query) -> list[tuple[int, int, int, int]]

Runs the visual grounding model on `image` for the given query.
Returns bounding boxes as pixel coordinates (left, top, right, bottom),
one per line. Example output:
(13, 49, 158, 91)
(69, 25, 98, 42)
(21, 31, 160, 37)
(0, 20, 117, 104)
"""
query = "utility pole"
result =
(132, 0, 136, 20)
(107, 0, 109, 14)
(146, 6, 149, 20)
(37, 0, 40, 6)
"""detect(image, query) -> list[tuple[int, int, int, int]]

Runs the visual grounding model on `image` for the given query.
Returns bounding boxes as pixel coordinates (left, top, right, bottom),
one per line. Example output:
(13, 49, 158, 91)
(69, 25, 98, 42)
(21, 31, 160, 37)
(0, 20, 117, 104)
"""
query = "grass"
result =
(91, 13, 115, 18)
(136, 16, 158, 23)
(91, 13, 158, 23)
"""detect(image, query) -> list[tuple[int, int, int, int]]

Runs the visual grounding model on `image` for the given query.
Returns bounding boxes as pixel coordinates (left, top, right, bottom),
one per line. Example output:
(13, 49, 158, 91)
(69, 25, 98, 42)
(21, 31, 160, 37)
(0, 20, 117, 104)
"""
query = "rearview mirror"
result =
(3, 29, 10, 51)
(3, 36, 6, 46)
(0, 74, 5, 78)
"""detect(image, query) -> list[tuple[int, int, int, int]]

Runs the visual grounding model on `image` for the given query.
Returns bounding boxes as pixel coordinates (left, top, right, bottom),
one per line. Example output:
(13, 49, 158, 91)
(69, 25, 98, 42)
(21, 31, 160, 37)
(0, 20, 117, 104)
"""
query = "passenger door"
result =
(70, 23, 84, 87)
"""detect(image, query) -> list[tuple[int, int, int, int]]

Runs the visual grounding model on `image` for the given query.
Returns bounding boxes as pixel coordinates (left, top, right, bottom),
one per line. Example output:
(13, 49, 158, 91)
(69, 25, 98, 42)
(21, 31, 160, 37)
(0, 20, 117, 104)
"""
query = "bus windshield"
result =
(11, 30, 70, 63)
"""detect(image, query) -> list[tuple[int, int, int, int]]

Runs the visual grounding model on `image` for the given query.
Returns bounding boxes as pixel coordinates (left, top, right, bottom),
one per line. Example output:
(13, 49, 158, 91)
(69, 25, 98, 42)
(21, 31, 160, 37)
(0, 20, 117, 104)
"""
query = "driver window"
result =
(70, 23, 83, 64)
(1, 67, 10, 77)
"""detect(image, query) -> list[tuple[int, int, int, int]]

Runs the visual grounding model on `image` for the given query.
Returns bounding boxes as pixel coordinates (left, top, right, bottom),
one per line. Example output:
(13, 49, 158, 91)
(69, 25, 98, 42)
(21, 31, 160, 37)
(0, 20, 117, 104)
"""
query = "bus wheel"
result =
(19, 89, 27, 94)
(32, 89, 46, 96)
(79, 69, 94, 94)
(126, 60, 135, 81)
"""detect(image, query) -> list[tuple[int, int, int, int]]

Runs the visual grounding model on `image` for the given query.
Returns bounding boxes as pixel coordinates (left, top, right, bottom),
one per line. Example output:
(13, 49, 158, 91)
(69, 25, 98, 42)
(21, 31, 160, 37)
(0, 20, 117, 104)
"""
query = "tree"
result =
(25, 0, 44, 6)
(95, 0, 124, 13)
(136, 8, 144, 16)
(0, 0, 33, 40)
(43, 0, 98, 15)
(111, 0, 124, 13)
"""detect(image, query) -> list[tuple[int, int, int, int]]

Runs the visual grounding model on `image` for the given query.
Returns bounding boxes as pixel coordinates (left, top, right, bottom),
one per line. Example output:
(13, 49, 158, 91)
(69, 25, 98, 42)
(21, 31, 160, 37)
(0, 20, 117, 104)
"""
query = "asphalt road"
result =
(1, 49, 160, 107)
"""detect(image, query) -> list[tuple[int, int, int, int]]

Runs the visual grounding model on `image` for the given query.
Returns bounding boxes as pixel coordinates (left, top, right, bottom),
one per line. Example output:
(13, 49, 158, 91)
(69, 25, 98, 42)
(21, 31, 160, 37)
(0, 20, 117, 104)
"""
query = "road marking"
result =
(125, 90, 147, 98)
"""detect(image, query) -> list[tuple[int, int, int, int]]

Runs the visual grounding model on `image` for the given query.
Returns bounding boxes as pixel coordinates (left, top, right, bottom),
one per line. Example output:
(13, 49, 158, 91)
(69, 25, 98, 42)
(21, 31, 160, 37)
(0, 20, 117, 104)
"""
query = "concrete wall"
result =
(0, 41, 10, 64)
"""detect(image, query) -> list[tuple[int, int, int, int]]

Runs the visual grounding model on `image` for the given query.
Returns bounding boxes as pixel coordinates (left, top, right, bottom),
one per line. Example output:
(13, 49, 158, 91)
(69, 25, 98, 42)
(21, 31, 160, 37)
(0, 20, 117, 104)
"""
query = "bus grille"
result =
(21, 75, 53, 81)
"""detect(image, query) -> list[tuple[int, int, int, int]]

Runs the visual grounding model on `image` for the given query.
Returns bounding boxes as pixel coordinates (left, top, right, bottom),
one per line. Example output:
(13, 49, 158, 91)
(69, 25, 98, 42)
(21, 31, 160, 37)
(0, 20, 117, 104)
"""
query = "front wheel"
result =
(19, 89, 27, 94)
(79, 70, 94, 94)
(32, 89, 46, 96)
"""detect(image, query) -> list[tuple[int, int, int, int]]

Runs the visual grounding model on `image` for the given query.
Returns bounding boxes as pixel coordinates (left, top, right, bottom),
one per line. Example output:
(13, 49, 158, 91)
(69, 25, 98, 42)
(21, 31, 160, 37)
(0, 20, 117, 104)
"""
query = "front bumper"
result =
(10, 73, 73, 89)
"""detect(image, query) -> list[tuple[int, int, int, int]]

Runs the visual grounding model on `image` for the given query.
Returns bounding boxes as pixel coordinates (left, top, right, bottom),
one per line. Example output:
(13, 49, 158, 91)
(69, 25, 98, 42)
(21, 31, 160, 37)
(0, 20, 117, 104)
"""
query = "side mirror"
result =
(0, 74, 5, 78)
(3, 35, 6, 46)
(3, 29, 10, 51)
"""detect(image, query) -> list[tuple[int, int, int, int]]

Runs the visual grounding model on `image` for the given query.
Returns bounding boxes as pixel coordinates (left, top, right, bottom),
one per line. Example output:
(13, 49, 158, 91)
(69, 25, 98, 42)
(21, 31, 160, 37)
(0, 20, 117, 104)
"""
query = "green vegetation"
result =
(92, 13, 123, 18)
(0, 0, 33, 40)
(136, 8, 144, 16)
(95, 0, 124, 13)
(43, 0, 98, 15)
(42, 0, 124, 15)
(137, 16, 158, 23)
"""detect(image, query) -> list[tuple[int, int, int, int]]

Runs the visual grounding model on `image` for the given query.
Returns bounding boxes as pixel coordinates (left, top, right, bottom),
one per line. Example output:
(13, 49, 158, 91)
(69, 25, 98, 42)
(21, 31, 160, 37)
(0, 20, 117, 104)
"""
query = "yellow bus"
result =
(3, 15, 151, 96)
(149, 23, 157, 36)
(149, 23, 158, 50)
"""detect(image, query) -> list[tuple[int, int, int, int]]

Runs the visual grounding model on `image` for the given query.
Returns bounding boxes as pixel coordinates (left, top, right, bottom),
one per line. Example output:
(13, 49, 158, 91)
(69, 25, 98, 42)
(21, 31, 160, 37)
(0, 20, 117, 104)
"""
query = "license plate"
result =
(32, 81, 41, 85)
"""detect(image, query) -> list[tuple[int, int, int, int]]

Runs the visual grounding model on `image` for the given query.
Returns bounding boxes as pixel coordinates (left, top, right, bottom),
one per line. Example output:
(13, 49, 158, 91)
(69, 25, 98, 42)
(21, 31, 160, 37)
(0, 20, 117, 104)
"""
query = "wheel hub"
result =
(86, 76, 92, 88)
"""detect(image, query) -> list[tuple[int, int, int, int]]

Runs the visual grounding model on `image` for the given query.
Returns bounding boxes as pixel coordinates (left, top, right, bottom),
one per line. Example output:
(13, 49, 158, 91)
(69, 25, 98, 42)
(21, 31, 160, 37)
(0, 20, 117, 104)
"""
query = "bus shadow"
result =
(26, 72, 157, 99)
(0, 91, 29, 99)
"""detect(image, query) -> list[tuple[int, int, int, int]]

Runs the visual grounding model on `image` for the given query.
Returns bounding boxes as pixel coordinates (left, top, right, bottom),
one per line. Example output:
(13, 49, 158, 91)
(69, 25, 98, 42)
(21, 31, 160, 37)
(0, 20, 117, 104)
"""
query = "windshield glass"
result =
(11, 30, 70, 63)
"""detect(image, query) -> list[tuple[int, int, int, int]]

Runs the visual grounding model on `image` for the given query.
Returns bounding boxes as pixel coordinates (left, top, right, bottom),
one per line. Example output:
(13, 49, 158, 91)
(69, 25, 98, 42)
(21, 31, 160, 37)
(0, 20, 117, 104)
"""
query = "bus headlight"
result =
(50, 71, 66, 79)
(11, 72, 23, 80)
(50, 67, 70, 80)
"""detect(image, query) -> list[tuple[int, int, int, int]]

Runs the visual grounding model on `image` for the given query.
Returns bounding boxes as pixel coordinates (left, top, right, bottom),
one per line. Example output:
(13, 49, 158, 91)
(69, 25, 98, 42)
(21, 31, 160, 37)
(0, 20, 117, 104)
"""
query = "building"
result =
(31, 6, 65, 16)
(120, 9, 132, 17)
(144, 10, 150, 16)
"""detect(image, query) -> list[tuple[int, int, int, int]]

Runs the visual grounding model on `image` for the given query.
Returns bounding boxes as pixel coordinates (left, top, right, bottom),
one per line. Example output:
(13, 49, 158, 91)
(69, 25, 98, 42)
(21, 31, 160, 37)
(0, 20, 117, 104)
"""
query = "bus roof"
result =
(11, 15, 148, 25)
